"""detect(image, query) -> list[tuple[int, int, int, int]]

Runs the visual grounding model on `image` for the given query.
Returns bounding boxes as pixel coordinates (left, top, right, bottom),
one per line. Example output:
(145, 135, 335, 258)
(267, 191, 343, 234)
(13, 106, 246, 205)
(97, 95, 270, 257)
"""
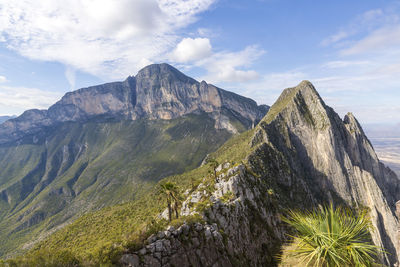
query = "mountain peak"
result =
(135, 63, 197, 85)
(290, 80, 321, 100)
(264, 80, 325, 125)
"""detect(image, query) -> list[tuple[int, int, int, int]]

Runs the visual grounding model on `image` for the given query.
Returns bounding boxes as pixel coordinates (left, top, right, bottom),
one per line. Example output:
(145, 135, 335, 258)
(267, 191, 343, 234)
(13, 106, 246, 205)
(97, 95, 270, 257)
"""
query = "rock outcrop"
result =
(121, 80, 400, 266)
(122, 163, 285, 267)
(0, 64, 268, 144)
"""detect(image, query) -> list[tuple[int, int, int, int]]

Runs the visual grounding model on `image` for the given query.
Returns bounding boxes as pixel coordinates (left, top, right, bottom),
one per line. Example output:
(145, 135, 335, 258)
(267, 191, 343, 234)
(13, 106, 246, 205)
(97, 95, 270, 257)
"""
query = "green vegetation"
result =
(280, 204, 381, 267)
(0, 121, 259, 265)
(206, 157, 219, 178)
(220, 191, 235, 203)
(264, 86, 300, 124)
(212, 128, 256, 163)
(0, 113, 236, 257)
(0, 158, 222, 266)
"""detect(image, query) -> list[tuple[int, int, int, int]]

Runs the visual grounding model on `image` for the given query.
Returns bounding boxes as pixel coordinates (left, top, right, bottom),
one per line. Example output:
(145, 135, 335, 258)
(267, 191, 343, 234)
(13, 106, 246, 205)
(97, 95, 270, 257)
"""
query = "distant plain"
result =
(370, 138, 400, 177)
(364, 124, 400, 177)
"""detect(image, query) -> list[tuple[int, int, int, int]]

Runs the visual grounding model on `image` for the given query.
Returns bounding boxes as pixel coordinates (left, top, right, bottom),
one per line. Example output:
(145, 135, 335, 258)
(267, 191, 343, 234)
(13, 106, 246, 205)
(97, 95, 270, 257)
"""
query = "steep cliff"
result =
(118, 81, 400, 266)
(251, 81, 400, 265)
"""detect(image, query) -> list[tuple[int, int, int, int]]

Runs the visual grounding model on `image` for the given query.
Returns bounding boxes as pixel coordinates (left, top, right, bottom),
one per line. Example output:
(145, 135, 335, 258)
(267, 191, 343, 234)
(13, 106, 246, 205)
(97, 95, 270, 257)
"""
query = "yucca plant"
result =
(158, 182, 181, 222)
(280, 204, 382, 267)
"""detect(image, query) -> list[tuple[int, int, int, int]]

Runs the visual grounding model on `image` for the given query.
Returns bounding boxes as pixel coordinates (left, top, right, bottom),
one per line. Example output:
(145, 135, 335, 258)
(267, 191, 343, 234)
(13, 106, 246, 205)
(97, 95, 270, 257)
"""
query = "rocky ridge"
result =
(121, 81, 400, 266)
(122, 163, 284, 267)
(251, 81, 400, 264)
(0, 64, 268, 144)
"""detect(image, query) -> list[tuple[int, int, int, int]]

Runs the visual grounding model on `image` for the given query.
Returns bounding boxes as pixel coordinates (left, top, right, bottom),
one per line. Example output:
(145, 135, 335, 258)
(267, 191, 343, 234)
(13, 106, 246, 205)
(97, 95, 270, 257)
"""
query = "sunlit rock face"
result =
(0, 63, 268, 144)
(251, 80, 400, 265)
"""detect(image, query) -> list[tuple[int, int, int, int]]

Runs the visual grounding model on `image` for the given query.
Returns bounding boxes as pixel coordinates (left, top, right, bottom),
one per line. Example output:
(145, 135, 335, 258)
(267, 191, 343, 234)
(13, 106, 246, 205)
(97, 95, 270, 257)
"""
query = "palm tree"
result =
(171, 195, 182, 219)
(158, 182, 180, 222)
(280, 204, 382, 267)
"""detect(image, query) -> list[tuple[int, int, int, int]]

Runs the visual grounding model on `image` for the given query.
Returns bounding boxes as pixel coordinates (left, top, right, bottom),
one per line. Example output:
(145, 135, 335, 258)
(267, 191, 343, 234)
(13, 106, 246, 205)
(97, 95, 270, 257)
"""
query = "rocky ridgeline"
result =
(121, 163, 285, 266)
(120, 223, 228, 267)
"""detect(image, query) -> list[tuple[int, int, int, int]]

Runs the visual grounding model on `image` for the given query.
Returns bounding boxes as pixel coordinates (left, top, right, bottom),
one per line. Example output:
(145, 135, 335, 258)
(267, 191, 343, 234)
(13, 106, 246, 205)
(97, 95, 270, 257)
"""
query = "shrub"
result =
(280, 204, 382, 267)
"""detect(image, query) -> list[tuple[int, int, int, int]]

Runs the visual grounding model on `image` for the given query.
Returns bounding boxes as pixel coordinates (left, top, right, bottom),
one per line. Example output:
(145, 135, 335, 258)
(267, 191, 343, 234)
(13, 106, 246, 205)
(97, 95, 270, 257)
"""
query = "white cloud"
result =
(341, 25, 400, 55)
(0, 0, 217, 79)
(230, 70, 307, 105)
(168, 37, 265, 83)
(321, 8, 399, 47)
(198, 45, 265, 83)
(0, 85, 62, 114)
(321, 31, 349, 46)
(0, 76, 6, 83)
(196, 28, 216, 37)
(321, 60, 371, 69)
(65, 67, 76, 91)
(171, 38, 212, 63)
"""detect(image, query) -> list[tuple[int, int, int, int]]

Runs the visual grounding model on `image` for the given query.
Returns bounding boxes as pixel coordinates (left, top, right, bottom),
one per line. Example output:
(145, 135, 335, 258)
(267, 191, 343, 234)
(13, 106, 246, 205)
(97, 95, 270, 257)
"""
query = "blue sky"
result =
(0, 0, 399, 124)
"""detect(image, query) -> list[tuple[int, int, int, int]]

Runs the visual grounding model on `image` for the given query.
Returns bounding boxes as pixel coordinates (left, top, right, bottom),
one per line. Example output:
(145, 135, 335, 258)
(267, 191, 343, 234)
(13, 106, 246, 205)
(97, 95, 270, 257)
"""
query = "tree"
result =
(280, 204, 382, 267)
(171, 195, 182, 219)
(158, 182, 180, 222)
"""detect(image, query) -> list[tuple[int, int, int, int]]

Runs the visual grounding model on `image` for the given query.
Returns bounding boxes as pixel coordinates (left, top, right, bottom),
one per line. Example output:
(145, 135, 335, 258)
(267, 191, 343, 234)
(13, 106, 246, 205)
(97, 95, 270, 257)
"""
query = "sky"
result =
(0, 0, 399, 125)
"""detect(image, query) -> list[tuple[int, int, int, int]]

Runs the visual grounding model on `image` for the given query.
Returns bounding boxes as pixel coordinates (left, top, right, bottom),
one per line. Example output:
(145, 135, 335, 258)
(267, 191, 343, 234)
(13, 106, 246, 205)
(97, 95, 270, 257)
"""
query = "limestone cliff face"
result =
(0, 64, 267, 144)
(121, 81, 400, 266)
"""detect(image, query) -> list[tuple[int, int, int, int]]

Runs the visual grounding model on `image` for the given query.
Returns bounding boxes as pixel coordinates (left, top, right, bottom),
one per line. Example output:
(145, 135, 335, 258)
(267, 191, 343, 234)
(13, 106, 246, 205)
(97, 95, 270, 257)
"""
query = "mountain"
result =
(0, 116, 15, 124)
(0, 63, 268, 257)
(25, 81, 400, 266)
(0, 64, 267, 144)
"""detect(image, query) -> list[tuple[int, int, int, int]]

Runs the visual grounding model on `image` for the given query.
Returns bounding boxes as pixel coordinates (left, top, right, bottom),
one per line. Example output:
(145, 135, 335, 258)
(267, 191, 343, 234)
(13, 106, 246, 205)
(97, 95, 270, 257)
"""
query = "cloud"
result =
(341, 25, 400, 55)
(0, 76, 6, 83)
(321, 8, 398, 47)
(198, 45, 265, 83)
(0, 0, 217, 79)
(0, 85, 62, 114)
(231, 70, 307, 105)
(168, 37, 265, 83)
(321, 60, 371, 69)
(64, 67, 76, 91)
(321, 31, 349, 47)
(171, 38, 212, 62)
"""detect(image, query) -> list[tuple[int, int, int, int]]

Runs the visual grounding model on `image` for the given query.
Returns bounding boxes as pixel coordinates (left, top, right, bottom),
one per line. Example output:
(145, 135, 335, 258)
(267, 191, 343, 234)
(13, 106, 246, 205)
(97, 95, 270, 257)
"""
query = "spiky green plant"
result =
(280, 204, 382, 267)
